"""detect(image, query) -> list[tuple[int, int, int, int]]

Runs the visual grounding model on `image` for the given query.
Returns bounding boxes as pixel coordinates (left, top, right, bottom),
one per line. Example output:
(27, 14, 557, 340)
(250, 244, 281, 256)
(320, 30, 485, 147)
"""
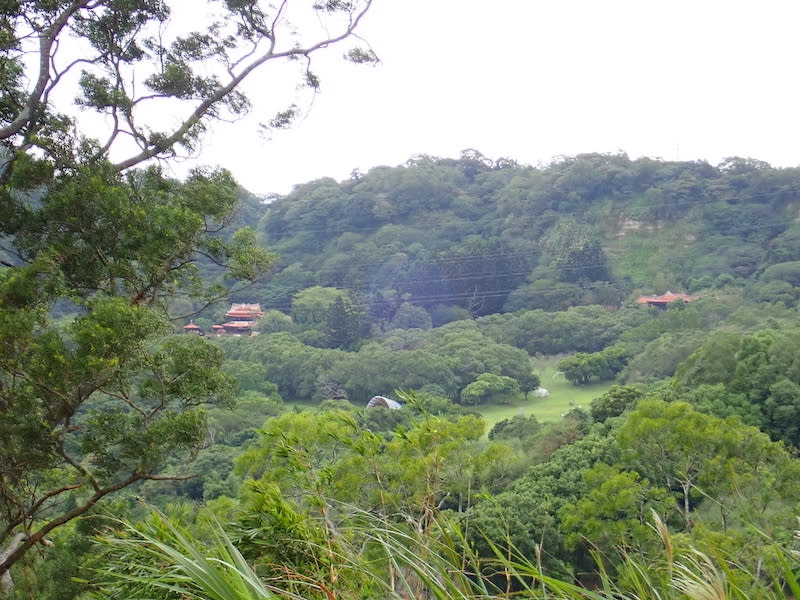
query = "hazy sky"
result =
(175, 0, 800, 195)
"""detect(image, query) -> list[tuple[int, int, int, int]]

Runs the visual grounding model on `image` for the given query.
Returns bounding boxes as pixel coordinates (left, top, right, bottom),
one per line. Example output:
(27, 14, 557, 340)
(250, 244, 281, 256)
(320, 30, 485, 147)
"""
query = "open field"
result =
(477, 365, 613, 430)
(282, 357, 615, 432)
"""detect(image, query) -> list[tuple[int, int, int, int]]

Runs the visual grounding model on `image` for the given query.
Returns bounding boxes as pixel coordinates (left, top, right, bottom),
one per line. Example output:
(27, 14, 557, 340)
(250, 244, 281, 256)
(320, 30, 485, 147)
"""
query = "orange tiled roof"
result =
(225, 303, 263, 319)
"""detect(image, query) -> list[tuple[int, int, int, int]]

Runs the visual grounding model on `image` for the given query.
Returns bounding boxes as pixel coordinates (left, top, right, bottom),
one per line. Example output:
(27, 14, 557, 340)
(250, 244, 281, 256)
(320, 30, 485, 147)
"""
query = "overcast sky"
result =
(174, 0, 800, 196)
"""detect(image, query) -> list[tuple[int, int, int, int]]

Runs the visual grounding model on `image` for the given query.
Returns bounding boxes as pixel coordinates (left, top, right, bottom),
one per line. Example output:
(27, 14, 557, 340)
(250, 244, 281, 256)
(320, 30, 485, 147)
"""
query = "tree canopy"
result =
(0, 0, 376, 579)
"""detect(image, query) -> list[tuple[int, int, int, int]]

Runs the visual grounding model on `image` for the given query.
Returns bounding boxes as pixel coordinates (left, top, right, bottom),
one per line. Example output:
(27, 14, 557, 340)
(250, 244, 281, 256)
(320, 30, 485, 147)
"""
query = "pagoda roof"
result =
(225, 303, 263, 318)
(183, 322, 201, 330)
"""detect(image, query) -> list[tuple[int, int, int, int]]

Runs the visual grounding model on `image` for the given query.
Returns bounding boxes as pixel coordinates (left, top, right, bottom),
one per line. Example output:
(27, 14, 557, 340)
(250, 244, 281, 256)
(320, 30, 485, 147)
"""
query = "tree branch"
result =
(0, 0, 93, 140)
(113, 0, 374, 171)
(0, 472, 144, 576)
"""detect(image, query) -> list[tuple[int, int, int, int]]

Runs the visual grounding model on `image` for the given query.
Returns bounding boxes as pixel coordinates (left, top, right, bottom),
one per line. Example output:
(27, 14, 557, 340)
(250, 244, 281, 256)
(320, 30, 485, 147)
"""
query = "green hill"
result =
(241, 152, 800, 324)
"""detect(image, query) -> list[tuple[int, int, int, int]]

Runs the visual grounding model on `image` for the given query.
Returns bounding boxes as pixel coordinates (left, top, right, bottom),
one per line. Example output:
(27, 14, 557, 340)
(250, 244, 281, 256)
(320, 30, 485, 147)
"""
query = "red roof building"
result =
(225, 303, 264, 319)
(183, 321, 202, 334)
(219, 303, 263, 335)
(636, 291, 698, 308)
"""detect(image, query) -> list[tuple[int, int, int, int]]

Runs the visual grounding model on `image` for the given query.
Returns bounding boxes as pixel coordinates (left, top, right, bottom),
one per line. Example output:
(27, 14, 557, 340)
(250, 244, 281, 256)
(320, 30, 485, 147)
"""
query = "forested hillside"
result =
(9, 146, 800, 599)
(143, 151, 800, 600)
(219, 152, 800, 348)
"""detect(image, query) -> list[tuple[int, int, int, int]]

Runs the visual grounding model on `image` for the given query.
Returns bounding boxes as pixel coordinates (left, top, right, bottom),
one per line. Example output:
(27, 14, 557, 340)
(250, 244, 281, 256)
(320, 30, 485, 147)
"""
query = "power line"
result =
(254, 280, 624, 314)
(228, 172, 800, 313)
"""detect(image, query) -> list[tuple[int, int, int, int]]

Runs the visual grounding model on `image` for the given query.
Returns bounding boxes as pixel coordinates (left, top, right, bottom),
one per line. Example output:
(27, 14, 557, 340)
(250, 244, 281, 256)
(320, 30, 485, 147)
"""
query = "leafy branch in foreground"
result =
(93, 512, 277, 600)
(91, 508, 800, 600)
(0, 0, 377, 583)
(1, 0, 378, 172)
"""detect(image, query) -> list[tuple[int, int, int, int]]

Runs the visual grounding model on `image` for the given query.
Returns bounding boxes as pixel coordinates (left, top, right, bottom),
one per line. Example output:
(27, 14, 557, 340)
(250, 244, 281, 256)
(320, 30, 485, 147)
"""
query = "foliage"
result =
(291, 286, 345, 327)
(0, 0, 376, 582)
(215, 333, 345, 402)
(466, 427, 621, 575)
(674, 327, 800, 446)
(5, 4, 800, 600)
(488, 414, 543, 442)
(91, 505, 800, 600)
(78, 379, 800, 599)
(558, 345, 629, 385)
(478, 306, 646, 356)
(1, 0, 376, 172)
(388, 301, 433, 330)
(589, 385, 643, 422)
(234, 402, 493, 528)
(93, 511, 279, 600)
(8, 6, 800, 591)
(460, 373, 524, 406)
(618, 399, 800, 537)
(560, 463, 673, 559)
(253, 152, 800, 323)
(325, 295, 367, 350)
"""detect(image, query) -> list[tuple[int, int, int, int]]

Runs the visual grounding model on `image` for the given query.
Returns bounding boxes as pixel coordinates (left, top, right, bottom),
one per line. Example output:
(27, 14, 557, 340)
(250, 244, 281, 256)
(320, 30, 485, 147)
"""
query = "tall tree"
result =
(325, 295, 365, 350)
(0, 0, 376, 579)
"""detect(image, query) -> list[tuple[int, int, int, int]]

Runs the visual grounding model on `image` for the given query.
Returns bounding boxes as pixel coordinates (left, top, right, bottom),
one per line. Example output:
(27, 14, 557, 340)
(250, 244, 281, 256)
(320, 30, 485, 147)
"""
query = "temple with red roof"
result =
(183, 303, 264, 336)
(182, 321, 202, 334)
(635, 291, 698, 308)
(219, 303, 263, 335)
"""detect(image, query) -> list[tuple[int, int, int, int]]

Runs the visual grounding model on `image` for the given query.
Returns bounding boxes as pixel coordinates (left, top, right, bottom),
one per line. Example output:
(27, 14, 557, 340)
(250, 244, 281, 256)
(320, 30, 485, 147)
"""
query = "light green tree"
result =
(561, 463, 672, 559)
(389, 301, 433, 330)
(460, 373, 524, 406)
(589, 385, 643, 422)
(291, 286, 347, 327)
(619, 399, 800, 533)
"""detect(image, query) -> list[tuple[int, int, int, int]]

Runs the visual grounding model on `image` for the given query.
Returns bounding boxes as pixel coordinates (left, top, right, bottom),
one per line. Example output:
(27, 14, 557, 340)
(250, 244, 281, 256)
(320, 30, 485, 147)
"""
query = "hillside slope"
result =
(243, 152, 800, 322)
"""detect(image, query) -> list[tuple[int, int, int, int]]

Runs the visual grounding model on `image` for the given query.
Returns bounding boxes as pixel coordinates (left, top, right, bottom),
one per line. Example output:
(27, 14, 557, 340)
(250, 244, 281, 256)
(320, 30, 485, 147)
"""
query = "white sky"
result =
(173, 0, 800, 196)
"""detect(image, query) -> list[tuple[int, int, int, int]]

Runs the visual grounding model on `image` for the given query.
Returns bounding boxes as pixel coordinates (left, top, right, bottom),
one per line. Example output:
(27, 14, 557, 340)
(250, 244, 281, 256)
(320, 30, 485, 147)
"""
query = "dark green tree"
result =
(589, 385, 643, 422)
(467, 429, 621, 575)
(292, 286, 346, 328)
(488, 414, 542, 442)
(556, 239, 612, 284)
(389, 301, 433, 330)
(325, 295, 366, 350)
(558, 345, 629, 385)
(674, 328, 800, 446)
(460, 373, 524, 406)
(618, 399, 800, 532)
(560, 464, 672, 559)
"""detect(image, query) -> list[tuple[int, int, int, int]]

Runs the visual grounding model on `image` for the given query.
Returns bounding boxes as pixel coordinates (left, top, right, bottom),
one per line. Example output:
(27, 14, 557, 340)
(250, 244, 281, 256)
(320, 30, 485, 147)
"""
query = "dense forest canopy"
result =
(84, 150, 797, 599)
(241, 151, 800, 327)
(145, 151, 800, 599)
(7, 134, 800, 596)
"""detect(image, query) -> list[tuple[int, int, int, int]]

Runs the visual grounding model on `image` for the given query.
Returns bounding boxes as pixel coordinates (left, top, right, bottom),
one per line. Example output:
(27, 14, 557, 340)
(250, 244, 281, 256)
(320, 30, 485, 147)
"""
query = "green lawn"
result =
(282, 359, 614, 432)
(475, 361, 614, 430)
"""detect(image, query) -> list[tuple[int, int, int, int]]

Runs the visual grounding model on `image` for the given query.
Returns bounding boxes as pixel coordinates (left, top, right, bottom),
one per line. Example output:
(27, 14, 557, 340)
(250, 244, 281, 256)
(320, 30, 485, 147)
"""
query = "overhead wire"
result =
(243, 174, 800, 313)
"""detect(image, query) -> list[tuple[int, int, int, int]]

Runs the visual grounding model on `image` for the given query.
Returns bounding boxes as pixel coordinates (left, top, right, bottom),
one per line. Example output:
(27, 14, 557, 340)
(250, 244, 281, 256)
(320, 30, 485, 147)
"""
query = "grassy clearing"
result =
(477, 362, 613, 430)
(282, 357, 614, 431)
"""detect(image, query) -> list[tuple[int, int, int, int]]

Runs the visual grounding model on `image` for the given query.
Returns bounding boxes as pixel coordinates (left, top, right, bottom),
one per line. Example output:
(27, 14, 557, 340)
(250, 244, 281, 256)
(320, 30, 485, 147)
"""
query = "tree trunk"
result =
(0, 533, 28, 596)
